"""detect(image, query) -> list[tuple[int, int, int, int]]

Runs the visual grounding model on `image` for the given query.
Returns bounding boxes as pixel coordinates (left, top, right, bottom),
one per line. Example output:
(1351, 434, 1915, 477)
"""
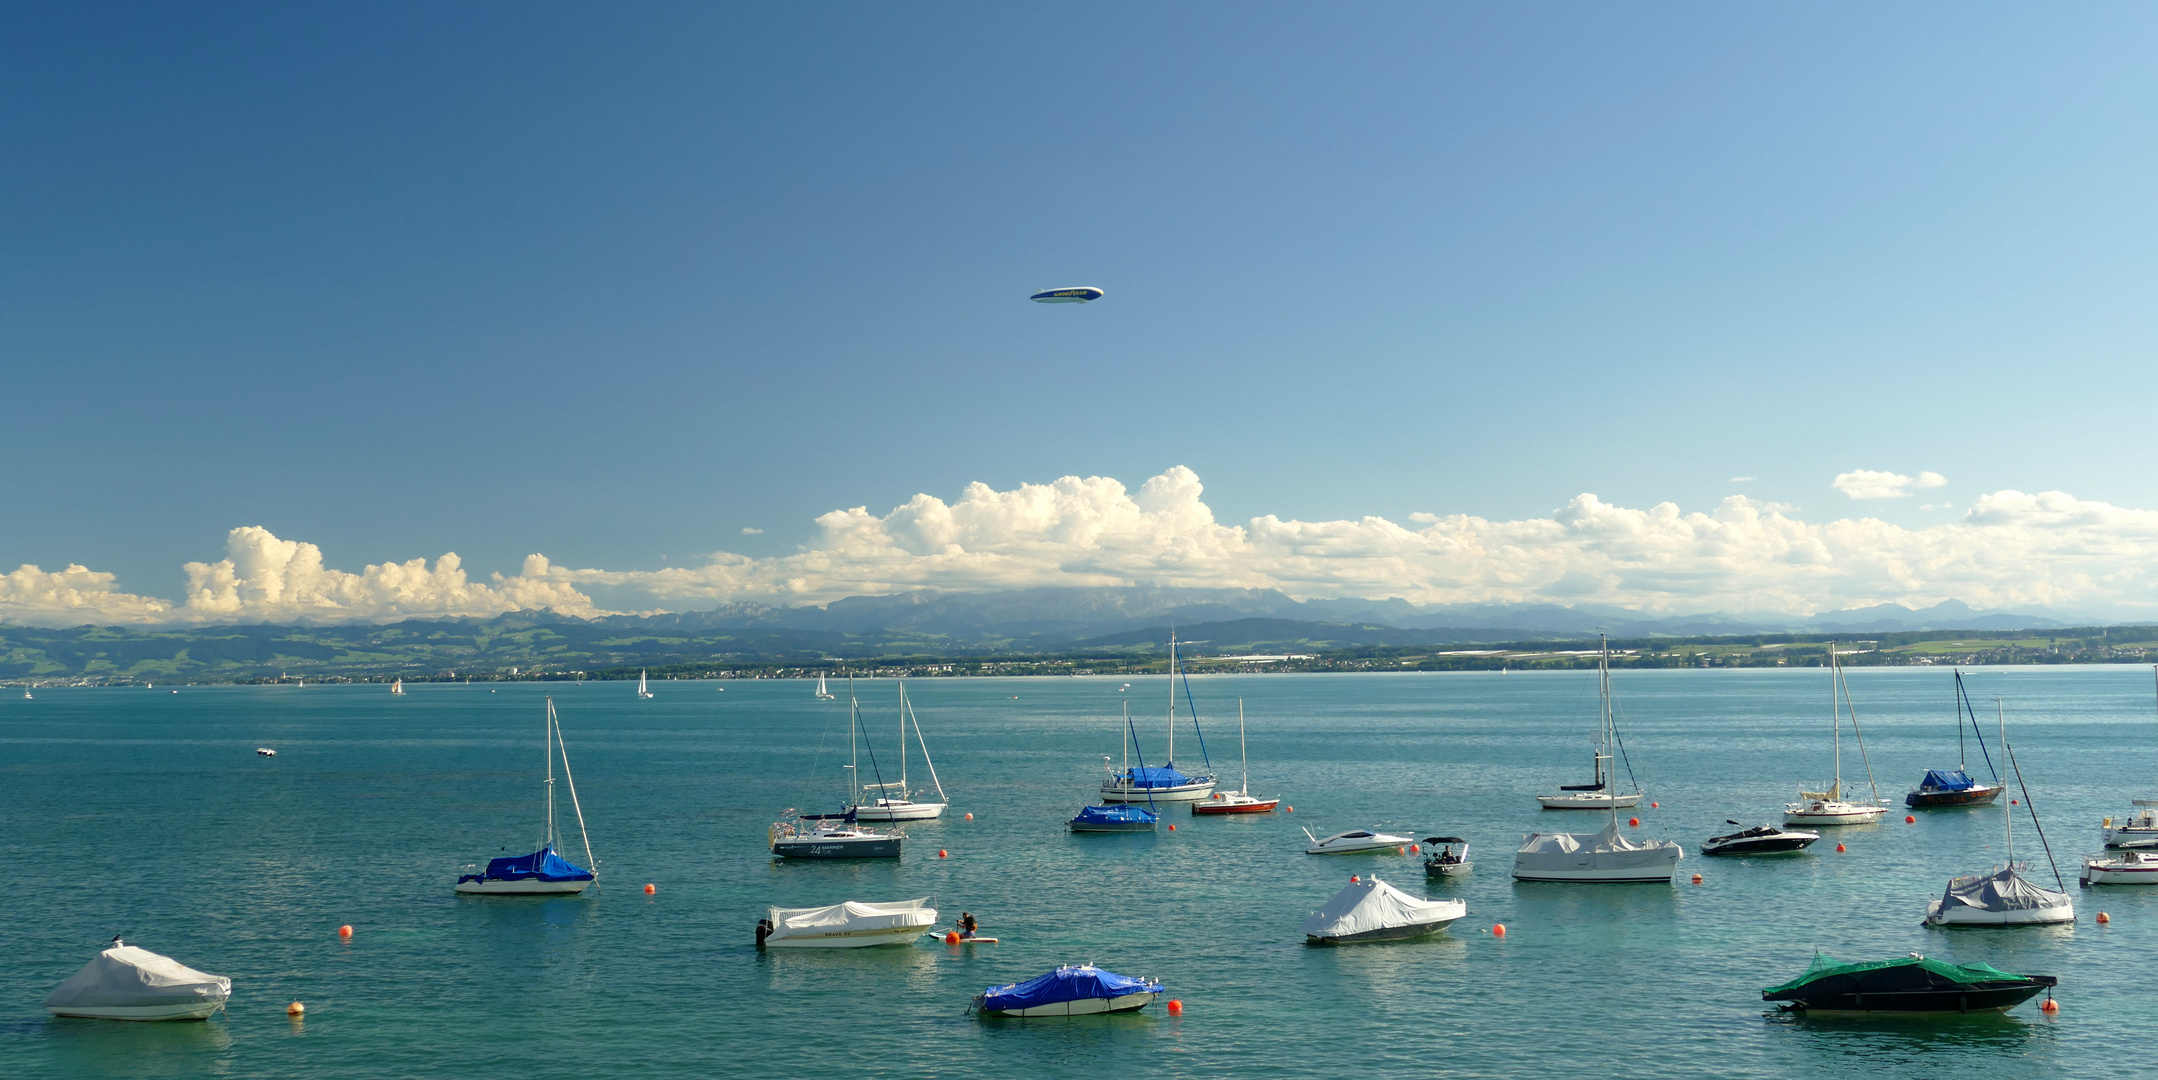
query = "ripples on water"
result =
(4, 667, 2155, 1078)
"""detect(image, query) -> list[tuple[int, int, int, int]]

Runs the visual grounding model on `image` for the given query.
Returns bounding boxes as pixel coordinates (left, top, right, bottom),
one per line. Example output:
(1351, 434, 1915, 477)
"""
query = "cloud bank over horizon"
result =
(4, 468, 2154, 628)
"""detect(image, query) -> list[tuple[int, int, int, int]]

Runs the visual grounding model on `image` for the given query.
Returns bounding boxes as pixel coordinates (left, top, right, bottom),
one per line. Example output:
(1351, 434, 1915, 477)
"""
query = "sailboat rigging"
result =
(1924, 699, 2072, 926)
(1785, 642, 1888, 826)
(770, 676, 903, 858)
(1514, 634, 1683, 882)
(815, 673, 836, 700)
(851, 680, 950, 821)
(1905, 669, 2004, 809)
(1537, 634, 1642, 809)
(1192, 699, 1279, 814)
(456, 697, 598, 894)
(636, 669, 654, 699)
(1100, 632, 1217, 802)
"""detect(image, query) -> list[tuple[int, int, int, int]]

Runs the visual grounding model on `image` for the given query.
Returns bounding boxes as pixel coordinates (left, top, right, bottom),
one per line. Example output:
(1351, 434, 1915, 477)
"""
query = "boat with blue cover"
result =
(1100, 633, 1216, 802)
(1072, 710, 1162, 832)
(972, 964, 1162, 1017)
(457, 697, 598, 894)
(1906, 671, 2005, 809)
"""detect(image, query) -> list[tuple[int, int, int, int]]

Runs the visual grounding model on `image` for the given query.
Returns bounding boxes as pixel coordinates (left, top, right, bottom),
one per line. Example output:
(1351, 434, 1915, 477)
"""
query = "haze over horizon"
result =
(7, 6, 2157, 627)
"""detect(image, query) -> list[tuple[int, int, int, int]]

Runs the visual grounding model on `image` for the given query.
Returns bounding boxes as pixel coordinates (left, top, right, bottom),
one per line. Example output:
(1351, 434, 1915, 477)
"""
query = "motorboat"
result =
(1068, 804, 1159, 832)
(2101, 804, 2158, 849)
(44, 938, 232, 1021)
(2082, 849, 2158, 885)
(1701, 821, 1819, 856)
(1512, 821, 1684, 883)
(1190, 699, 1278, 814)
(456, 697, 599, 894)
(850, 680, 949, 822)
(255, 748, 276, 757)
(1100, 634, 1216, 803)
(1301, 876, 1466, 944)
(972, 964, 1161, 1017)
(1304, 828, 1414, 855)
(1761, 953, 2056, 1014)
(1923, 701, 2074, 927)
(1905, 671, 2004, 809)
(1537, 635, 1641, 809)
(1784, 643, 1888, 827)
(756, 898, 936, 948)
(1422, 837, 1473, 877)
(769, 814, 902, 858)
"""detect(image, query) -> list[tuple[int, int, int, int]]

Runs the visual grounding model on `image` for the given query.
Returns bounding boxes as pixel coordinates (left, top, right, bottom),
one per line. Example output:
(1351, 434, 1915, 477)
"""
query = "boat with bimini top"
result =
(457, 697, 598, 894)
(1423, 837, 1473, 877)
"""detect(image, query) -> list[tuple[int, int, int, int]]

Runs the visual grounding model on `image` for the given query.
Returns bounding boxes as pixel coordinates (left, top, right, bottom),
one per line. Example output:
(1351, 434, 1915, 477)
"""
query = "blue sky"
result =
(5, 4, 2157, 623)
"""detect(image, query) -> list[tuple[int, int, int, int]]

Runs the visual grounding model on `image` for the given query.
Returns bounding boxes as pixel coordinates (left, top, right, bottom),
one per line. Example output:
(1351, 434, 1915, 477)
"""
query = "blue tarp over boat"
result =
(1114, 765, 1194, 789)
(1918, 769, 1977, 792)
(978, 965, 1161, 1013)
(460, 844, 593, 885)
(1070, 804, 1158, 827)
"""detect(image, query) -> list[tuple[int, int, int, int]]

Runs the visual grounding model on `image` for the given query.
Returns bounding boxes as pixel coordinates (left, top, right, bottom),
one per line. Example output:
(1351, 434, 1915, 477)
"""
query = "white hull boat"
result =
(758, 898, 936, 948)
(2101, 805, 2158, 849)
(973, 964, 1162, 1017)
(636, 669, 653, 699)
(1304, 828, 1414, 855)
(1786, 644, 1888, 828)
(987, 991, 1158, 1017)
(852, 798, 947, 822)
(1537, 791, 1641, 810)
(1925, 704, 2074, 927)
(849, 681, 950, 822)
(1101, 778, 1217, 803)
(456, 698, 599, 894)
(1101, 632, 1217, 802)
(1512, 821, 1684, 883)
(1785, 799, 1889, 827)
(2082, 849, 2158, 885)
(455, 876, 593, 895)
(44, 939, 231, 1022)
(815, 673, 836, 700)
(1300, 876, 1466, 944)
(1537, 634, 1642, 809)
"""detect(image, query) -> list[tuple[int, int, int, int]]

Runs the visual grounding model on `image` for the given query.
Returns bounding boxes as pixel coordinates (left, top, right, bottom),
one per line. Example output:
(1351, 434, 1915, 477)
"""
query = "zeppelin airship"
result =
(1030, 286, 1104, 303)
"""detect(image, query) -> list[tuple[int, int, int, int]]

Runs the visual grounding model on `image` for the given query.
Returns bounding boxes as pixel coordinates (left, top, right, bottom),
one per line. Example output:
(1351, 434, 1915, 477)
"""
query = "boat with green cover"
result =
(1761, 953, 2056, 1014)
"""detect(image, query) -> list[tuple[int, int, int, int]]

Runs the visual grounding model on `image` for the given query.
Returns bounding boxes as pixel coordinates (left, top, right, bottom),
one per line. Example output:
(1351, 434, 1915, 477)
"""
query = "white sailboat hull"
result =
(851, 800, 947, 822)
(1100, 779, 1216, 803)
(455, 877, 593, 895)
(1923, 899, 2074, 926)
(1784, 801, 1888, 826)
(2081, 859, 2158, 885)
(1537, 792, 1640, 809)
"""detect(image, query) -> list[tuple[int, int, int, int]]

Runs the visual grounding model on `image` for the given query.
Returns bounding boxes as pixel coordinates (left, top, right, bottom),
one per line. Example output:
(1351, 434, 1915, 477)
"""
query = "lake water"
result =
(5, 666, 2157, 1078)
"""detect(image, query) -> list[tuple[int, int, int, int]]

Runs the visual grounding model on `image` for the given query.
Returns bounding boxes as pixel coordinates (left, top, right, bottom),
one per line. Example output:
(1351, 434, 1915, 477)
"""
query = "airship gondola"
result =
(1030, 286, 1104, 303)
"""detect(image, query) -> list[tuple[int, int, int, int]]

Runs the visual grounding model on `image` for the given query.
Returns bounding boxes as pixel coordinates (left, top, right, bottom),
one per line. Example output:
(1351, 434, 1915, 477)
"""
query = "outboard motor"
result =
(755, 918, 773, 947)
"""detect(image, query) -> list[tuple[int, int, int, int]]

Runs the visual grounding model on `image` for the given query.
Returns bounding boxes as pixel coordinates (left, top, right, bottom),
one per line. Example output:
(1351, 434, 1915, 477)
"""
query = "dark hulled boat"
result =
(1763, 954, 2056, 1014)
(1702, 821, 1819, 856)
(1907, 671, 2005, 810)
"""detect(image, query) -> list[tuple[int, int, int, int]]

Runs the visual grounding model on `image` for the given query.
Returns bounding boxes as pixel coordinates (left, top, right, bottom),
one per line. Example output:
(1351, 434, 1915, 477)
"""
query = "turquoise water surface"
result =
(5, 667, 2157, 1078)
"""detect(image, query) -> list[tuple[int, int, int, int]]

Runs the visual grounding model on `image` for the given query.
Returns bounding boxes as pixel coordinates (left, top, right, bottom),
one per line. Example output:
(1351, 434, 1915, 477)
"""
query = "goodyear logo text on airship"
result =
(1030, 286, 1104, 303)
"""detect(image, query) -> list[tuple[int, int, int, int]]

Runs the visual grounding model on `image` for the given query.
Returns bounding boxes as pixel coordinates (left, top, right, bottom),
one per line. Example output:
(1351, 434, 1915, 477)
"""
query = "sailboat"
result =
(851, 680, 949, 821)
(1513, 635, 1684, 883)
(1924, 700, 2073, 927)
(1785, 643, 1889, 826)
(815, 673, 836, 700)
(1071, 709, 1161, 832)
(1537, 634, 1642, 809)
(391, 678, 405, 696)
(456, 697, 598, 894)
(1192, 699, 1278, 814)
(2100, 665, 2158, 850)
(1905, 669, 2003, 808)
(21, 686, 30, 700)
(636, 670, 653, 699)
(1099, 632, 1217, 802)
(771, 678, 903, 858)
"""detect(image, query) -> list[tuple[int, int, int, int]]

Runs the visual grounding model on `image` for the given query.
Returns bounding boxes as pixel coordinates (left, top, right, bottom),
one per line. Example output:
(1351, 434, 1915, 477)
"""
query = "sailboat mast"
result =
(1122, 699, 1131, 775)
(1830, 643, 1842, 797)
(1957, 668, 1967, 770)
(544, 697, 557, 849)
(1601, 633, 1617, 826)
(848, 675, 860, 806)
(896, 681, 907, 793)
(1167, 632, 1178, 764)
(1999, 699, 2013, 865)
(1239, 698, 1248, 794)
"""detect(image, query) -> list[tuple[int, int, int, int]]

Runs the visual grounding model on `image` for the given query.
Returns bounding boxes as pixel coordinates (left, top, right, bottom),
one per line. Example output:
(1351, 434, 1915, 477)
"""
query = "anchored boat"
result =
(1784, 643, 1888, 827)
(43, 938, 232, 1021)
(1304, 828, 1414, 855)
(756, 899, 936, 948)
(1192, 699, 1279, 814)
(1905, 670, 2005, 809)
(2081, 848, 2158, 885)
(1924, 700, 2073, 927)
(457, 697, 598, 894)
(1537, 634, 1642, 809)
(1072, 712, 1161, 832)
(1701, 821, 1819, 856)
(973, 964, 1161, 1017)
(1300, 876, 1465, 944)
(1762, 953, 2056, 1014)
(1100, 633, 1216, 803)
(851, 680, 949, 822)
(1422, 837, 1473, 877)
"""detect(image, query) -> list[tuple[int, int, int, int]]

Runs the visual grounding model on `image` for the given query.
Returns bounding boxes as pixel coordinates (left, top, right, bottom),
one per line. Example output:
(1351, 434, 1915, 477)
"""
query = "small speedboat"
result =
(973, 964, 1160, 1017)
(255, 748, 276, 757)
(44, 938, 232, 1021)
(1422, 837, 1473, 877)
(1300, 876, 1466, 944)
(2101, 804, 2158, 849)
(1304, 828, 1413, 855)
(1702, 821, 1819, 856)
(770, 815, 902, 858)
(1069, 804, 1159, 832)
(756, 898, 936, 948)
(1762, 952, 2056, 1014)
(2081, 849, 2158, 885)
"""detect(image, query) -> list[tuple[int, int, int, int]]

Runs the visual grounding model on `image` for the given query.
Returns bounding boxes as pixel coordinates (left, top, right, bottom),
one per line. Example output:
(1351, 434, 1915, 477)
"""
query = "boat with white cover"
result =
(457, 697, 598, 894)
(973, 964, 1161, 1017)
(1300, 876, 1466, 944)
(1537, 635, 1642, 809)
(1785, 643, 1889, 827)
(756, 898, 936, 948)
(44, 938, 231, 1021)
(1513, 820, 1683, 883)
(1100, 633, 1216, 803)
(2081, 848, 2158, 885)
(850, 680, 948, 822)
(1304, 828, 1414, 855)
(1924, 700, 2073, 927)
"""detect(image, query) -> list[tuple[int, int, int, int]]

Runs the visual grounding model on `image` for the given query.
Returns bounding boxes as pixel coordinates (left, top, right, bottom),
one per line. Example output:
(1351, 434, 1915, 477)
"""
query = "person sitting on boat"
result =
(958, 912, 978, 940)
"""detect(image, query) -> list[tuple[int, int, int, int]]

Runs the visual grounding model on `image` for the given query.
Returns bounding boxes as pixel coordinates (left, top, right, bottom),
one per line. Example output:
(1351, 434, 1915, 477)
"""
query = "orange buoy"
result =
(1627, 817, 1639, 827)
(1492, 923, 1506, 938)
(337, 924, 353, 938)
(644, 883, 656, 894)
(2097, 912, 2111, 924)
(1168, 824, 1176, 831)
(945, 931, 960, 944)
(1166, 999, 1184, 1016)
(2041, 998, 2059, 1014)
(1906, 815, 1916, 823)
(1691, 874, 1703, 884)
(2012, 799, 2019, 805)
(1285, 806, 1293, 812)
(1396, 845, 1405, 854)
(938, 849, 948, 858)
(286, 1001, 305, 1016)
(964, 812, 973, 820)
(1410, 844, 1420, 853)
(1835, 843, 1846, 852)
(1651, 802, 1659, 808)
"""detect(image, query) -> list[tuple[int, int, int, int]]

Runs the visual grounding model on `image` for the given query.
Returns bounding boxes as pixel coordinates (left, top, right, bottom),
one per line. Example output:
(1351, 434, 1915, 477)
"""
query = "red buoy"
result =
(945, 931, 960, 944)
(1906, 815, 1916, 824)
(1168, 824, 1176, 831)
(964, 812, 973, 820)
(2041, 998, 2059, 1014)
(1351, 875, 1360, 884)
(2012, 799, 2019, 805)
(1492, 923, 1506, 938)
(1410, 844, 1421, 853)
(644, 883, 656, 894)
(1651, 802, 1659, 808)
(1627, 817, 1639, 827)
(1285, 806, 1293, 812)
(938, 849, 948, 858)
(1691, 874, 1703, 884)
(286, 1001, 306, 1017)
(1166, 999, 1184, 1016)
(2098, 912, 2112, 924)
(1835, 843, 1846, 852)
(337, 924, 353, 938)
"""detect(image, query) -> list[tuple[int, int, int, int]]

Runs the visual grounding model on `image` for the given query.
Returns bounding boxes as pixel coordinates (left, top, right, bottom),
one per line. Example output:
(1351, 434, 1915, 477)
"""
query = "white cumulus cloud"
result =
(1833, 469, 1947, 499)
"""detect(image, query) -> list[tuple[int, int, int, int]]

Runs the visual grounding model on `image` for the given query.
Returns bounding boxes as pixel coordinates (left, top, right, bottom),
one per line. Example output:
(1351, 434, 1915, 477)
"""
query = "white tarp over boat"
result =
(1927, 867, 2074, 924)
(1299, 877, 1466, 941)
(44, 943, 232, 1020)
(764, 898, 936, 946)
(1513, 822, 1682, 879)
